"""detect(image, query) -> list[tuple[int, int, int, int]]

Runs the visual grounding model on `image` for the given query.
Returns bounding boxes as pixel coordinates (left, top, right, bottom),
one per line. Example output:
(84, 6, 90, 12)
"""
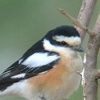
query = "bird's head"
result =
(43, 25, 83, 55)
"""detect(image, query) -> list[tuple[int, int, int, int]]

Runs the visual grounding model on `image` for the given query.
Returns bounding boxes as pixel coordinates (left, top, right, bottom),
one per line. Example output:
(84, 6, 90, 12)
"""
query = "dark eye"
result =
(60, 41, 68, 46)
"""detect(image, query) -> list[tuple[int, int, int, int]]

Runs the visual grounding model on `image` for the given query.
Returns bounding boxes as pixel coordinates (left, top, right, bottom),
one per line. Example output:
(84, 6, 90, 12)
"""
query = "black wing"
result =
(0, 50, 60, 91)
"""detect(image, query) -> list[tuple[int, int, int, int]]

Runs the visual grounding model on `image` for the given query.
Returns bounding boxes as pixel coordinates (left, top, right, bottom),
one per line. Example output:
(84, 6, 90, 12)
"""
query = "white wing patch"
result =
(11, 73, 26, 79)
(20, 52, 60, 68)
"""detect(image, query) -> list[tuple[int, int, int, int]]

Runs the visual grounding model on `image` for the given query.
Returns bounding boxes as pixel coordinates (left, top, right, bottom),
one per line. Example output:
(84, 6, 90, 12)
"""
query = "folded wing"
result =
(0, 51, 60, 91)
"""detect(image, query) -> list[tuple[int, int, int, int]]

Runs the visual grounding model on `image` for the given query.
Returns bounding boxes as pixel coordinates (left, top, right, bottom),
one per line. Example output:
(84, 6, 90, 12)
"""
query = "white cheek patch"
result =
(53, 36, 81, 46)
(21, 52, 60, 68)
(43, 39, 56, 51)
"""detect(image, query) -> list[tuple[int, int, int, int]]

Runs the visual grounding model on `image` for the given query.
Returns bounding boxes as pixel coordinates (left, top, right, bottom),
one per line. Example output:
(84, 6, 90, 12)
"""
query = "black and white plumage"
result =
(0, 49, 60, 90)
(0, 25, 83, 100)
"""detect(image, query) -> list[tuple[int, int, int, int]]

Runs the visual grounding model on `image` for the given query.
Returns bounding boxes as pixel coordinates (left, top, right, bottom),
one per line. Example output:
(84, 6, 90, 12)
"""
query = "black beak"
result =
(72, 45, 84, 52)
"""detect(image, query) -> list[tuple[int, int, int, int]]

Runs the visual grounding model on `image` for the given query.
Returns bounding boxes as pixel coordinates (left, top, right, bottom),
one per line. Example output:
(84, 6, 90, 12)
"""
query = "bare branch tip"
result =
(77, 71, 82, 76)
(57, 8, 66, 15)
(95, 69, 100, 79)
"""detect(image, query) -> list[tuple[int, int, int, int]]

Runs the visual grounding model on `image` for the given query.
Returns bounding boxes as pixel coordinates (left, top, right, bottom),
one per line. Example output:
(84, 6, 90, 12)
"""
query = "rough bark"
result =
(76, 0, 97, 40)
(83, 13, 100, 100)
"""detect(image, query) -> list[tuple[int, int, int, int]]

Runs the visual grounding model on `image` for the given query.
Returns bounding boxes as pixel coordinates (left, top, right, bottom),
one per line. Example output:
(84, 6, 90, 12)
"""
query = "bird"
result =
(0, 25, 83, 100)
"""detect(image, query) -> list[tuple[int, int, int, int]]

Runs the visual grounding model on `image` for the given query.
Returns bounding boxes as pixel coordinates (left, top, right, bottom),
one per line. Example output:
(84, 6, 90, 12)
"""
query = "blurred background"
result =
(0, 0, 100, 100)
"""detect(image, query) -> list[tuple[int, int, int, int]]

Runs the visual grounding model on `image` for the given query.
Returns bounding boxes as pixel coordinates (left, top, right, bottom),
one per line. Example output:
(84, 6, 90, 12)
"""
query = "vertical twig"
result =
(76, 0, 98, 100)
(83, 13, 100, 100)
(76, 0, 97, 41)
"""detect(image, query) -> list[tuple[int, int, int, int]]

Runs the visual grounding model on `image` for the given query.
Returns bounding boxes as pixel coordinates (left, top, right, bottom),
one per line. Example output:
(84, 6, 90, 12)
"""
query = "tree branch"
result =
(76, 0, 97, 40)
(76, 1, 98, 100)
(58, 8, 94, 37)
(82, 12, 100, 100)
